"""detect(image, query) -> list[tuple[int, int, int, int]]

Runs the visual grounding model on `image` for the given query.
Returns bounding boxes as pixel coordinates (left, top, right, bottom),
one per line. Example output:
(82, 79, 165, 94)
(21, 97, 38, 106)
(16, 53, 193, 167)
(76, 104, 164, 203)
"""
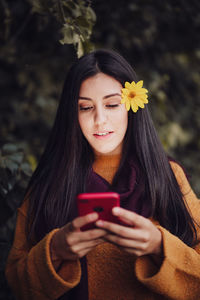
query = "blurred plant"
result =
(0, 143, 33, 299)
(0, 143, 33, 225)
(1, 0, 96, 58)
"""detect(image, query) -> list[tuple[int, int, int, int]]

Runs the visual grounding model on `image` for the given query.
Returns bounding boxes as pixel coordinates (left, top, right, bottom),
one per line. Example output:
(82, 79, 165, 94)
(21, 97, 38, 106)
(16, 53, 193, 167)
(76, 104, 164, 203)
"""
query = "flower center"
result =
(129, 91, 136, 98)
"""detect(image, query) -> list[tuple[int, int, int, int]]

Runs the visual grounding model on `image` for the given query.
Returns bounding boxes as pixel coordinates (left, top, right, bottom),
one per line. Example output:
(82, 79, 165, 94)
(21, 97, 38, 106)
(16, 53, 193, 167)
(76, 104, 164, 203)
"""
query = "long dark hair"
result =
(27, 49, 197, 246)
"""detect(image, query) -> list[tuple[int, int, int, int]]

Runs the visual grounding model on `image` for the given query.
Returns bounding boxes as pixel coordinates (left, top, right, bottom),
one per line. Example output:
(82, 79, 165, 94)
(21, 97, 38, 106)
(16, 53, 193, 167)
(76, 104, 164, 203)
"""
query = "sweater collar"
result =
(92, 153, 121, 185)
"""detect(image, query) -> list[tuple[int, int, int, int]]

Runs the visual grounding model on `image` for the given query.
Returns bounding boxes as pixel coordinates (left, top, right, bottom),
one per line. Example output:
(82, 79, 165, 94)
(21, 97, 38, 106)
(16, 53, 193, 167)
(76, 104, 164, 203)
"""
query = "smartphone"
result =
(77, 192, 120, 231)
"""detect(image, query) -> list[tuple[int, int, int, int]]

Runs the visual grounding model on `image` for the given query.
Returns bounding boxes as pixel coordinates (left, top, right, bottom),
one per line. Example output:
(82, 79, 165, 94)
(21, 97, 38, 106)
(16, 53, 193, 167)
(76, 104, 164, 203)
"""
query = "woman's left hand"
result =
(95, 207, 162, 257)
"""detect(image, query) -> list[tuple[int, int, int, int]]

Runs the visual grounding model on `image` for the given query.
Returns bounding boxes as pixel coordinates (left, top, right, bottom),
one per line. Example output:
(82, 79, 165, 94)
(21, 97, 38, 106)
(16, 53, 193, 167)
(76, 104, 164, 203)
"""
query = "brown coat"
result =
(5, 161, 200, 300)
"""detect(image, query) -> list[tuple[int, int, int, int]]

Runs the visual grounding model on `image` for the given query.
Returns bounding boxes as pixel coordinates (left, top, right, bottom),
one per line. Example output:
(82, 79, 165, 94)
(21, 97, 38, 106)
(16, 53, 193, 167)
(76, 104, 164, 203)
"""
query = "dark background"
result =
(0, 0, 200, 298)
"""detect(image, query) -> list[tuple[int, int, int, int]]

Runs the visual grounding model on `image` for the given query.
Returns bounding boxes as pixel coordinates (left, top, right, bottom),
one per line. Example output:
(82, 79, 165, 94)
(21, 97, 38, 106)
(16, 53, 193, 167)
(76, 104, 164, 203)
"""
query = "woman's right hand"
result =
(50, 213, 107, 268)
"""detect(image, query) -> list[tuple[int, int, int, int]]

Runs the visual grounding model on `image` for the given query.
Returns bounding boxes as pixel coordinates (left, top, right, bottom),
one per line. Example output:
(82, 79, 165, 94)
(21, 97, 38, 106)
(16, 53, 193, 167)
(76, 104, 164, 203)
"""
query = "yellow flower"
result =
(121, 80, 148, 113)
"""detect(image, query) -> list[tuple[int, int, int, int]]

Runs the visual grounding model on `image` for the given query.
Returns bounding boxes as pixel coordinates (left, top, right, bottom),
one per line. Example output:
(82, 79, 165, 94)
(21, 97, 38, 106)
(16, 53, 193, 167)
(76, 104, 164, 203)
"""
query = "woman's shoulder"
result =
(169, 159, 198, 199)
(169, 159, 188, 176)
(18, 195, 29, 217)
(169, 160, 200, 217)
(169, 160, 190, 189)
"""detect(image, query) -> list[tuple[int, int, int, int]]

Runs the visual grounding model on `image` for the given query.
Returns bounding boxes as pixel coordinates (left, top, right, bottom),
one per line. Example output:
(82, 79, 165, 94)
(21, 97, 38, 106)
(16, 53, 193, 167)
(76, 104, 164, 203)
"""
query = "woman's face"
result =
(78, 73, 128, 156)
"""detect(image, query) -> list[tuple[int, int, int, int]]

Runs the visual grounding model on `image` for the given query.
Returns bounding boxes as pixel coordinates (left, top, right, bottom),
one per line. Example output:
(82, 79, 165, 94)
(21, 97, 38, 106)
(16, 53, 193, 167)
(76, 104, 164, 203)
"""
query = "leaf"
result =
(62, 1, 82, 18)
(77, 39, 84, 58)
(77, 25, 91, 39)
(27, 154, 38, 172)
(0, 185, 9, 197)
(86, 6, 96, 23)
(21, 162, 33, 177)
(59, 24, 80, 45)
(76, 16, 90, 28)
(2, 144, 18, 155)
(82, 39, 95, 54)
(4, 159, 19, 174)
(9, 152, 24, 164)
(28, 0, 46, 14)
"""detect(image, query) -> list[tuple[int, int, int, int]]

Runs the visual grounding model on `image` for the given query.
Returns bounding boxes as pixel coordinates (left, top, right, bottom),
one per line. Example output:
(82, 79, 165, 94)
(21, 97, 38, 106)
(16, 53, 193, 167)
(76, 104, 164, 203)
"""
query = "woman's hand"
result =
(95, 207, 162, 257)
(50, 213, 107, 268)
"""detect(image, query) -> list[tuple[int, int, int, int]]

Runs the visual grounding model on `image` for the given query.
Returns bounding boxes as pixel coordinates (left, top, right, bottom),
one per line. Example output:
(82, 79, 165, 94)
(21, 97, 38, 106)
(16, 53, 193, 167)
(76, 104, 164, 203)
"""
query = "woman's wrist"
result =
(150, 229, 164, 267)
(152, 227, 163, 255)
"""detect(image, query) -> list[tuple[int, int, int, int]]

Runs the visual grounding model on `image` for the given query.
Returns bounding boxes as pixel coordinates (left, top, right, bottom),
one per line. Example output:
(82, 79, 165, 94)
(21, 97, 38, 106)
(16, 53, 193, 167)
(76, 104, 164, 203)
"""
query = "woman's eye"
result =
(106, 104, 119, 108)
(79, 106, 93, 111)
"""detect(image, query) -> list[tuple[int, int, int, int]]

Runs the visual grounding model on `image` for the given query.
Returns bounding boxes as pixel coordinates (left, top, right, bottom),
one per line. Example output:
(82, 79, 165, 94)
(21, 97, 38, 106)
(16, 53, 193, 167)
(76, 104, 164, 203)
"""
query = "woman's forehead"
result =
(79, 73, 122, 98)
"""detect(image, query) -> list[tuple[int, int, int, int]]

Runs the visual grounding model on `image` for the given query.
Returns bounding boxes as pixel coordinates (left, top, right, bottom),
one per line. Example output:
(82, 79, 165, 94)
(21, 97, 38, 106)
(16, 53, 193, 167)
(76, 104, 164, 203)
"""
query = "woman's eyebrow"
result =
(103, 93, 121, 99)
(78, 93, 121, 101)
(78, 96, 92, 101)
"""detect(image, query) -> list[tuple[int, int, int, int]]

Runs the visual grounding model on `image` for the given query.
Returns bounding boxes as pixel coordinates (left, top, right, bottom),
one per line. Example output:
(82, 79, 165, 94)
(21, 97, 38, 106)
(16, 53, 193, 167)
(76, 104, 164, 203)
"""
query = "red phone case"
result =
(77, 192, 120, 231)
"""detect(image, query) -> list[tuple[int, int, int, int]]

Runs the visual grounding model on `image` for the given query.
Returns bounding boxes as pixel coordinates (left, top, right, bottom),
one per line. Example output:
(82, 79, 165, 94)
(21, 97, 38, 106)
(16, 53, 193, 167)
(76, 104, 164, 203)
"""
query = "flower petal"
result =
(131, 101, 138, 112)
(125, 82, 131, 89)
(122, 94, 128, 99)
(121, 88, 129, 95)
(134, 97, 145, 108)
(142, 98, 148, 104)
(136, 80, 143, 88)
(130, 81, 136, 88)
(135, 88, 148, 95)
(125, 101, 131, 111)
(121, 97, 126, 104)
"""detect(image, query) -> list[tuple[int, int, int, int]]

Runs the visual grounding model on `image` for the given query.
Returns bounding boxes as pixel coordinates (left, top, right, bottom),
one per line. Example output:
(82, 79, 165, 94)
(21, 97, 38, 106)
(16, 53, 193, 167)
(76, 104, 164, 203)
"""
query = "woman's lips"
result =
(93, 131, 113, 139)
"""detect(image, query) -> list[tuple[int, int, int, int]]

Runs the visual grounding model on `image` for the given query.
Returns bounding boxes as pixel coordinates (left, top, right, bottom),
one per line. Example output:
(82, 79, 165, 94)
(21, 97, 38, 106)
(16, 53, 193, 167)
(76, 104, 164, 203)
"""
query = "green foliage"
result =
(0, 144, 32, 300)
(0, 144, 32, 223)
(0, 142, 32, 232)
(27, 0, 96, 57)
(0, 0, 96, 58)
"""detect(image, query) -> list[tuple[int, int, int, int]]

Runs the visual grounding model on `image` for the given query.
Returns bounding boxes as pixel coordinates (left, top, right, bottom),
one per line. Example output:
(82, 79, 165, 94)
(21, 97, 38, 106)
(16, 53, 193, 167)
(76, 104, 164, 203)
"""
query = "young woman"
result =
(6, 49, 200, 300)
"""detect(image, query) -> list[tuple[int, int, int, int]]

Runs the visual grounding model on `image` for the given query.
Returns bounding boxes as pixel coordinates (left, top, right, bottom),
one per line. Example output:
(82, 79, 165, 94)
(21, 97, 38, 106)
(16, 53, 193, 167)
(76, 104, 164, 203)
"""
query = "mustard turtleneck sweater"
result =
(92, 153, 121, 184)
(5, 156, 200, 300)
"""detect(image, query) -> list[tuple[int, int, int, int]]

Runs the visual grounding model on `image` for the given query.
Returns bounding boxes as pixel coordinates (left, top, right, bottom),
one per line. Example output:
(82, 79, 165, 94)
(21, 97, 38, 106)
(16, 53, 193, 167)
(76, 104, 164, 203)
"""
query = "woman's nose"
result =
(94, 107, 107, 126)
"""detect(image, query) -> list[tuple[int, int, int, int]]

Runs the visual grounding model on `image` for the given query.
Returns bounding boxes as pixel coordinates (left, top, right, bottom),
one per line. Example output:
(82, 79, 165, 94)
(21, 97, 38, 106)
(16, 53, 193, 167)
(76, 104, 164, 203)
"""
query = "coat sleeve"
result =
(5, 200, 81, 300)
(135, 162, 200, 300)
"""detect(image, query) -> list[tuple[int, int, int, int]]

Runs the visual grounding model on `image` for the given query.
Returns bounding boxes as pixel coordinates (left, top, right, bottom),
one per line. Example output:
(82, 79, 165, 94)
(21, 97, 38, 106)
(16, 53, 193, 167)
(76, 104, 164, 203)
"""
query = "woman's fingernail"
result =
(112, 207, 120, 215)
(89, 213, 98, 220)
(96, 220, 104, 226)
